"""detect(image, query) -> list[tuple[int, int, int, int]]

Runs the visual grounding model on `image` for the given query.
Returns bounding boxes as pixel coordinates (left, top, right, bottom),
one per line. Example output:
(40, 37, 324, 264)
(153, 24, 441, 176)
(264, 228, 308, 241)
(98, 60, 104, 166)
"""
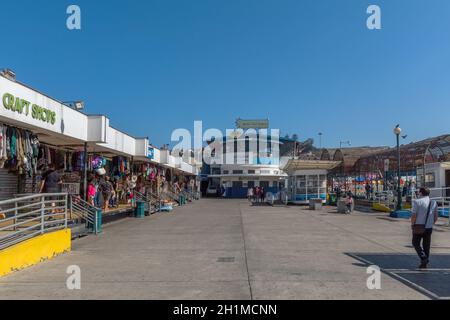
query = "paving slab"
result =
(1, 199, 449, 300)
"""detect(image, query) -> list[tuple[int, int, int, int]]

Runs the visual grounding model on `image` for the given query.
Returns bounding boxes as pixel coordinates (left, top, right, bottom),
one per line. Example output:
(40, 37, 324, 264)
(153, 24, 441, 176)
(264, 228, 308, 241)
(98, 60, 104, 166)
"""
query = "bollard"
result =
(96, 208, 103, 233)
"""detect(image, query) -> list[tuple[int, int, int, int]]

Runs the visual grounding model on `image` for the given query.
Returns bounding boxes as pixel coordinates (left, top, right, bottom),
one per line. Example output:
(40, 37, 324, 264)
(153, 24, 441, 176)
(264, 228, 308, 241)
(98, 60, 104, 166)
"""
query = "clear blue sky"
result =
(1, 0, 450, 149)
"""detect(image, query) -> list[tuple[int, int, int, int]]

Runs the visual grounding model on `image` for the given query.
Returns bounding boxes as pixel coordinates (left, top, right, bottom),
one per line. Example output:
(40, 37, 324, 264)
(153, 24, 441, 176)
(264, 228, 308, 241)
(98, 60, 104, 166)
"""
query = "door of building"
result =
(445, 170, 450, 197)
(0, 168, 19, 201)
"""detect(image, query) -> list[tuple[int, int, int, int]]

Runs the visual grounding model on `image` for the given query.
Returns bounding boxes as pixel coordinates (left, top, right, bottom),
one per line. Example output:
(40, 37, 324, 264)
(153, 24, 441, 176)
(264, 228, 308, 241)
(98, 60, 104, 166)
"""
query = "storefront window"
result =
(296, 175, 306, 195)
(425, 173, 436, 188)
(307, 175, 319, 195)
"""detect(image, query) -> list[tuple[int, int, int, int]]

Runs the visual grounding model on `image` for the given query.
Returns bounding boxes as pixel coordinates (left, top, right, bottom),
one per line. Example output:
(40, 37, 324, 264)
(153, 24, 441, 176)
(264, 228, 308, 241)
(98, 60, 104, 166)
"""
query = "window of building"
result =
(223, 170, 229, 175)
(248, 170, 255, 174)
(233, 170, 243, 174)
(425, 173, 436, 188)
(247, 181, 255, 188)
(232, 181, 243, 188)
(260, 181, 270, 188)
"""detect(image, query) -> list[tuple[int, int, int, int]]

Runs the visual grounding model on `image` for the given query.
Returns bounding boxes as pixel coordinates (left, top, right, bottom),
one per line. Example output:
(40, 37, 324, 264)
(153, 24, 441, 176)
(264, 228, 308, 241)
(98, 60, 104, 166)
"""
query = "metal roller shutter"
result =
(0, 168, 19, 201)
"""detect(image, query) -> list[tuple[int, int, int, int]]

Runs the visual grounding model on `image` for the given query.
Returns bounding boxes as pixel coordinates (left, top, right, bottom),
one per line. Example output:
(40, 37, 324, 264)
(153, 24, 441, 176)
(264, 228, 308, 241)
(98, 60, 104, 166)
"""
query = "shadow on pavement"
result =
(346, 252, 450, 300)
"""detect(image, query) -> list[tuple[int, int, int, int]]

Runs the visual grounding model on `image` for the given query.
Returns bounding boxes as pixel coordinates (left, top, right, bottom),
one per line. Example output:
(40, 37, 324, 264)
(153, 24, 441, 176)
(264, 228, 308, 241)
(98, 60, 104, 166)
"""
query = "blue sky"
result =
(1, 0, 450, 149)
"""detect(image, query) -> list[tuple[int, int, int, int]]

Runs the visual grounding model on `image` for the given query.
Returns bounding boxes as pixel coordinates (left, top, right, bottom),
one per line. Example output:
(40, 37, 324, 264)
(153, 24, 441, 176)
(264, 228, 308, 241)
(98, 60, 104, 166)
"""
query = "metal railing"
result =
(180, 190, 193, 202)
(148, 191, 162, 212)
(69, 195, 99, 234)
(135, 191, 151, 213)
(429, 187, 450, 199)
(430, 196, 450, 227)
(0, 193, 68, 250)
(161, 190, 180, 204)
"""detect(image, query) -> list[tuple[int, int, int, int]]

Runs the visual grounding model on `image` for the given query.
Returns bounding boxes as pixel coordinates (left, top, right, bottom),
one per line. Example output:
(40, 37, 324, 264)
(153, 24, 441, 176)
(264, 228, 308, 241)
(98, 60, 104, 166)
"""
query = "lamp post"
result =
(318, 132, 323, 149)
(394, 125, 402, 211)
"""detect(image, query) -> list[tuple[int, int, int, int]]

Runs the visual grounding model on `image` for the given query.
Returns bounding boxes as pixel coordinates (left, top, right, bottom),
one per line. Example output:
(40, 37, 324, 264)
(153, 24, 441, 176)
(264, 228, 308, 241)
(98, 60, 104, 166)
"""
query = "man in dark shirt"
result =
(39, 164, 62, 213)
(40, 164, 62, 193)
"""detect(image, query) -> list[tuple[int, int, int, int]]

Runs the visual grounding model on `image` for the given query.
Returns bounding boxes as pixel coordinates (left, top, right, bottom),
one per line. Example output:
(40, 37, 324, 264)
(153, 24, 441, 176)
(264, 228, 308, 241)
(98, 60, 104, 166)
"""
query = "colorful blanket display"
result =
(0, 123, 40, 176)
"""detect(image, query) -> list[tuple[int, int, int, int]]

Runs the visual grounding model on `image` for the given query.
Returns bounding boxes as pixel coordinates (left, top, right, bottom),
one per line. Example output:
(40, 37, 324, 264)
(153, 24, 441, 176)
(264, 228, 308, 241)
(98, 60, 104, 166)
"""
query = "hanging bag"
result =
(412, 200, 433, 236)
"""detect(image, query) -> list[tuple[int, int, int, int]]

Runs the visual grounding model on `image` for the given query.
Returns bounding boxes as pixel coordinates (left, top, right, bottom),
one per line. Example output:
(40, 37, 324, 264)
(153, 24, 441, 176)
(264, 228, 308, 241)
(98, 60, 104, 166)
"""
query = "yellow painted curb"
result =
(372, 203, 392, 213)
(0, 229, 71, 277)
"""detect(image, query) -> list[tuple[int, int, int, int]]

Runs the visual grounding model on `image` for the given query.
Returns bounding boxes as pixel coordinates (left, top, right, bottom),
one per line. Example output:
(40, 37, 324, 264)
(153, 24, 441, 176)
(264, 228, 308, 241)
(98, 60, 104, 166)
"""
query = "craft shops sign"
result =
(2, 92, 57, 125)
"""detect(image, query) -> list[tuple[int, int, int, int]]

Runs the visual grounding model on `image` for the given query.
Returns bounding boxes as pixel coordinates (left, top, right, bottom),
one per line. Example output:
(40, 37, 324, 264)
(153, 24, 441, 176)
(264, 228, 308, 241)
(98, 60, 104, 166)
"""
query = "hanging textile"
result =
(0, 123, 40, 176)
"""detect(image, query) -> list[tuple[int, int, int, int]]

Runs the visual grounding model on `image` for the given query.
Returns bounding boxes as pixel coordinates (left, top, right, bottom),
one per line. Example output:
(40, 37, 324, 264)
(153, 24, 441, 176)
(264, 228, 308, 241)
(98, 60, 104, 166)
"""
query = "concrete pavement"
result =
(1, 199, 449, 300)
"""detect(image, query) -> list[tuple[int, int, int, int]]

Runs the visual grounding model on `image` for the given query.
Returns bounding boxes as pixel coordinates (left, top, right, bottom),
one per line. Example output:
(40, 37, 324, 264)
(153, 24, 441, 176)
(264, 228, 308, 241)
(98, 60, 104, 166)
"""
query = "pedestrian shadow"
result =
(346, 252, 450, 300)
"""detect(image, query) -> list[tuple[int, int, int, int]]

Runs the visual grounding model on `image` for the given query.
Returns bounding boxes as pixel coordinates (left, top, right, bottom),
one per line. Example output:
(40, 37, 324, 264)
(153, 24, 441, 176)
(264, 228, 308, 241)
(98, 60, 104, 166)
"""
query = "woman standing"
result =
(247, 187, 254, 202)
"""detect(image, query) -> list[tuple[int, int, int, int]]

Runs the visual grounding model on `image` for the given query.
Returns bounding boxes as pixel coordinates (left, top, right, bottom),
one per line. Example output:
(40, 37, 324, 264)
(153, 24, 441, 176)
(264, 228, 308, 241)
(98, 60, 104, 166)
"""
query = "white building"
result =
(205, 130, 287, 198)
(0, 71, 198, 200)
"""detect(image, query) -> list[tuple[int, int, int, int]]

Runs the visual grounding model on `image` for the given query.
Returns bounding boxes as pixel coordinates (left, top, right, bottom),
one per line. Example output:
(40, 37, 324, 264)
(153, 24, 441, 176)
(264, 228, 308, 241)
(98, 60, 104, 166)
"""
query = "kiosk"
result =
(283, 160, 341, 204)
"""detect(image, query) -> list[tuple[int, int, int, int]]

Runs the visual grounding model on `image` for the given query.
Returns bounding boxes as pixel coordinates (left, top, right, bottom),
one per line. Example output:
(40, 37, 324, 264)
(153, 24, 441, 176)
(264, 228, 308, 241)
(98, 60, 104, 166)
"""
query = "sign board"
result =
(236, 119, 269, 129)
(147, 147, 155, 159)
(0, 76, 89, 142)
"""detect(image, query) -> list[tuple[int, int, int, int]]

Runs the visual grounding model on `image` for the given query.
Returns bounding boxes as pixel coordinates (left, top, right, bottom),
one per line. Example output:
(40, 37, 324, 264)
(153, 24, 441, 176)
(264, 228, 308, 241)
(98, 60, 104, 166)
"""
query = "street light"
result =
(394, 125, 402, 211)
(318, 132, 323, 149)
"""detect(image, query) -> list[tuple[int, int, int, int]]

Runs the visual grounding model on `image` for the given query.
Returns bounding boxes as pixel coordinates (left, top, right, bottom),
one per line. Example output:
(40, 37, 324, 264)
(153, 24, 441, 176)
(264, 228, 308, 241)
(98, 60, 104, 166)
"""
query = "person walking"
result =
(365, 183, 371, 200)
(87, 177, 97, 207)
(261, 187, 266, 203)
(257, 187, 263, 203)
(247, 187, 254, 202)
(411, 187, 439, 269)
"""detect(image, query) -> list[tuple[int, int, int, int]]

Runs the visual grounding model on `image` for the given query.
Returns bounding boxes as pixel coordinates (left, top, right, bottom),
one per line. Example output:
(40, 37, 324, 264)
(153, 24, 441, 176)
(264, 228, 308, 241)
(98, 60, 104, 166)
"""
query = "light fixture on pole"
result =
(318, 132, 323, 149)
(394, 124, 402, 211)
(63, 101, 85, 110)
(1, 68, 16, 81)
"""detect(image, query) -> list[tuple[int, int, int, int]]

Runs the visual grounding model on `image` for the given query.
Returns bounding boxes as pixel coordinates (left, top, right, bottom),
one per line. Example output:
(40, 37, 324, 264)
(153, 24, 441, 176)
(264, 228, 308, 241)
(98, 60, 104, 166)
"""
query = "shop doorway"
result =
(0, 169, 19, 201)
(445, 170, 450, 197)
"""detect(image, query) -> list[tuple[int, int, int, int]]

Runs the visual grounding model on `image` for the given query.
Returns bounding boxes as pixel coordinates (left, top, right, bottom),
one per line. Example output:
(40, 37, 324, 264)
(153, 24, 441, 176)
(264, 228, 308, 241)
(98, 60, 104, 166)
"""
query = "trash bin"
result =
(309, 199, 323, 210)
(337, 200, 348, 214)
(135, 201, 145, 218)
(97, 209, 103, 233)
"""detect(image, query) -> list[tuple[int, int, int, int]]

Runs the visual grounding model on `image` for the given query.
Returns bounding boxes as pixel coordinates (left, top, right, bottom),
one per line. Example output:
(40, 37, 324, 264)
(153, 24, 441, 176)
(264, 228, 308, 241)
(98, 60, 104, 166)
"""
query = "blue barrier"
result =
(390, 210, 412, 219)
(223, 187, 280, 199)
(439, 208, 449, 218)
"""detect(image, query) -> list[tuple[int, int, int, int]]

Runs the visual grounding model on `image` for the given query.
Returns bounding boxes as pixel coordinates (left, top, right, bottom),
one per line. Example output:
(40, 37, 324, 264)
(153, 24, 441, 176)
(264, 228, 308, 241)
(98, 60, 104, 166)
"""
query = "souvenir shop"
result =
(132, 161, 167, 196)
(86, 154, 137, 209)
(0, 122, 88, 201)
(0, 122, 40, 200)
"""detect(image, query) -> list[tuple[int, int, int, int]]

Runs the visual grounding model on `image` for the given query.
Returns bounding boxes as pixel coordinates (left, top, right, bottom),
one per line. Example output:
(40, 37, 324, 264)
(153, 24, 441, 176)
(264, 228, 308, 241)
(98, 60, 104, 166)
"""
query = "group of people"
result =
(247, 186, 267, 203)
(86, 174, 135, 212)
